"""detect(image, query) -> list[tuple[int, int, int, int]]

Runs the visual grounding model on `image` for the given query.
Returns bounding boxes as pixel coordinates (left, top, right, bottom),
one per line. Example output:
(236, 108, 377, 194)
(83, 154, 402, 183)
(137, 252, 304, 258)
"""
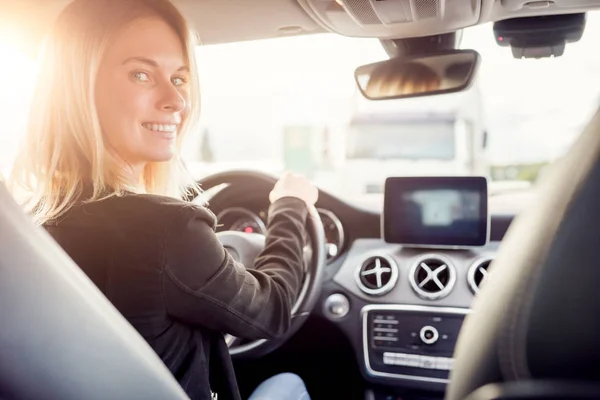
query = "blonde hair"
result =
(9, 0, 201, 225)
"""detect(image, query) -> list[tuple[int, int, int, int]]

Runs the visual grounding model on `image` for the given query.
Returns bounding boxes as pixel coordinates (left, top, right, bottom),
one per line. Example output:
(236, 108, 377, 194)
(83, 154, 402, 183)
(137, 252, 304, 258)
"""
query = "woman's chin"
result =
(146, 150, 176, 163)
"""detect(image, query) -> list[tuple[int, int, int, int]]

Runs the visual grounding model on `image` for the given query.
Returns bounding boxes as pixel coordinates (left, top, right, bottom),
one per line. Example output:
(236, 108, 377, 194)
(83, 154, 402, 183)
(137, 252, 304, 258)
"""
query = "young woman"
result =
(10, 0, 316, 399)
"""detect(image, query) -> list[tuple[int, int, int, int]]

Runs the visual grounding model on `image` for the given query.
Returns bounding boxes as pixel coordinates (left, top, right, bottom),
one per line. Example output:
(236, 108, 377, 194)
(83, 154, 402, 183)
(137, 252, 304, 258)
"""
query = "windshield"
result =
(188, 12, 600, 202)
(2, 12, 600, 206)
(347, 119, 456, 160)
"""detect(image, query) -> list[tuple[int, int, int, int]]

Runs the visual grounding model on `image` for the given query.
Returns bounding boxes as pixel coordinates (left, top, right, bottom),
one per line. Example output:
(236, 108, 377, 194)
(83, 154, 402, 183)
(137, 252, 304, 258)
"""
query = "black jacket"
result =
(44, 192, 308, 400)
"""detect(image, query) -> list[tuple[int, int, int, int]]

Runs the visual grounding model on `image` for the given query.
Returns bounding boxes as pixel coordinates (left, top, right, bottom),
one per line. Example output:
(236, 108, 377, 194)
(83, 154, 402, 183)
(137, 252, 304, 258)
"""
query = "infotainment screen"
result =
(383, 177, 488, 247)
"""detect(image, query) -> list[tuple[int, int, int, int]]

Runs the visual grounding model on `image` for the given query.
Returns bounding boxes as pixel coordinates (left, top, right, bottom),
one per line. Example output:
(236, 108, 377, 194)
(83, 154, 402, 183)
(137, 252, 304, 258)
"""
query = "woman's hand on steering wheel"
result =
(269, 172, 319, 207)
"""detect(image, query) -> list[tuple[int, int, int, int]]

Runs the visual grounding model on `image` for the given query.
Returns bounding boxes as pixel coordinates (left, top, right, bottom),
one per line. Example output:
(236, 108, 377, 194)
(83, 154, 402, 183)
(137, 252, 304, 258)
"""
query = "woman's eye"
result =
(172, 76, 187, 86)
(133, 71, 150, 82)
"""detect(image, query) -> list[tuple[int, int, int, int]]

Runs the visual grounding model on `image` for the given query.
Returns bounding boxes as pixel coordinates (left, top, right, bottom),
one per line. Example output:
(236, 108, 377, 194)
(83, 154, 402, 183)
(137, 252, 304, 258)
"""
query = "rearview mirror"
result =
(354, 50, 480, 101)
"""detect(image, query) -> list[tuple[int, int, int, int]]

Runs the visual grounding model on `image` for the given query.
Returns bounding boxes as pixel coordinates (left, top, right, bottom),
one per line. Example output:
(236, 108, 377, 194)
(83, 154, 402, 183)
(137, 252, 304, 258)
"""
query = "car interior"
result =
(1, 1, 600, 399)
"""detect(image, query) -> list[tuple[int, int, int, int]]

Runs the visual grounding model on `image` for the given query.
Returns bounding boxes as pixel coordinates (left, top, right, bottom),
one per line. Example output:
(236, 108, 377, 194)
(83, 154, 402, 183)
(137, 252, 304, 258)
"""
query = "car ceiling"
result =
(4, 0, 600, 55)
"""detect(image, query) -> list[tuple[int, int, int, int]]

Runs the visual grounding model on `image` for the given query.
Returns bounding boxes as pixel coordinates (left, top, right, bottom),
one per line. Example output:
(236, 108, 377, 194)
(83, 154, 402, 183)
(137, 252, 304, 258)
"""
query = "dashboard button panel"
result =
(362, 305, 469, 383)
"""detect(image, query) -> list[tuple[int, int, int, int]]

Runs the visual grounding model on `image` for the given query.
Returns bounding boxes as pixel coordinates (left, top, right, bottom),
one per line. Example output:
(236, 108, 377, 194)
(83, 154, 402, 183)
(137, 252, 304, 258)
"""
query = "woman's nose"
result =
(158, 83, 186, 113)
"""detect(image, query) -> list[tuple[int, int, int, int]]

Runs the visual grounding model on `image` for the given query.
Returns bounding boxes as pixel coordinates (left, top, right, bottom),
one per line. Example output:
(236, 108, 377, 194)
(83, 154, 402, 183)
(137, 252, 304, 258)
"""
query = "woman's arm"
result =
(161, 197, 308, 340)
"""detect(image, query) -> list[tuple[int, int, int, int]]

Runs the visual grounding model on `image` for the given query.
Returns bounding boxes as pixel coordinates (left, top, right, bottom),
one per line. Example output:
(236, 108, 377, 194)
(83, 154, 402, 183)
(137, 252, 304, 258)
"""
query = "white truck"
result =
(336, 84, 489, 198)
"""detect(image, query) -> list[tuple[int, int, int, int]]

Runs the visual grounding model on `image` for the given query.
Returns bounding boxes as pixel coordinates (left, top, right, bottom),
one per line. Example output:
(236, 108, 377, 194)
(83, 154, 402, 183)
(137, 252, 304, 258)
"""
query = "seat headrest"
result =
(0, 183, 188, 399)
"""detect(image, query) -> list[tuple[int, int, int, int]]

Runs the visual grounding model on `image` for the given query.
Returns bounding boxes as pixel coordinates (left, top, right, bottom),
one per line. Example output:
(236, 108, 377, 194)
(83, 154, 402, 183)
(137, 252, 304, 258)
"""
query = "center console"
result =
(326, 176, 492, 396)
(362, 305, 469, 383)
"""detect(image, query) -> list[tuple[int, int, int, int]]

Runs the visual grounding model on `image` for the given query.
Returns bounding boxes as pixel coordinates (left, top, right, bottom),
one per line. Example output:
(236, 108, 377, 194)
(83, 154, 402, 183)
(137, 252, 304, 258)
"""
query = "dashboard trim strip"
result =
(361, 304, 471, 384)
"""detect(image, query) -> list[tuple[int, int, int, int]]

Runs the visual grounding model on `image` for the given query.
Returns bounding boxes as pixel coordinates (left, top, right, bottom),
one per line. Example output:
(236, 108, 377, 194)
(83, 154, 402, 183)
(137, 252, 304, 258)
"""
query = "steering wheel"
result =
(195, 170, 326, 359)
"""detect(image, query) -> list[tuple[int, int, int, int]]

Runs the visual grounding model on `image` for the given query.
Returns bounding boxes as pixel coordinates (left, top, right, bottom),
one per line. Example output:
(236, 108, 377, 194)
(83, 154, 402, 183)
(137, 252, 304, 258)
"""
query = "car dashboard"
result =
(205, 180, 514, 393)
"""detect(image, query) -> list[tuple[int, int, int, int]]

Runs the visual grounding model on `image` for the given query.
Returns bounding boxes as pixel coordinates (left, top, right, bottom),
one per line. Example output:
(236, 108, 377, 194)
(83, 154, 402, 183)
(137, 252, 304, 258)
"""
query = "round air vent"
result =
(468, 258, 493, 294)
(354, 255, 399, 296)
(409, 254, 456, 300)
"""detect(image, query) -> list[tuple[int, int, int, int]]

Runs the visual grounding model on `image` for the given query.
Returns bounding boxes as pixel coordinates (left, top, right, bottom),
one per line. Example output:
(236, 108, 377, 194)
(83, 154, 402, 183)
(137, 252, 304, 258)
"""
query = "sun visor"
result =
(296, 0, 481, 39)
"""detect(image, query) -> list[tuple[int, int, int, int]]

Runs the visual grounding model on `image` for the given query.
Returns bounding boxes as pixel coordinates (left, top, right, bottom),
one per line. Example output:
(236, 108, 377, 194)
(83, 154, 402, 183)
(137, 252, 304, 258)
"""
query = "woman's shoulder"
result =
(50, 193, 217, 232)
(117, 192, 205, 211)
(123, 193, 217, 227)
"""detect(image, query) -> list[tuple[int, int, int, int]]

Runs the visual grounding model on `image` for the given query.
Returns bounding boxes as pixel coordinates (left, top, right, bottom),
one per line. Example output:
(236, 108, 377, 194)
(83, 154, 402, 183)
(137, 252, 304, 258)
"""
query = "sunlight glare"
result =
(0, 37, 37, 176)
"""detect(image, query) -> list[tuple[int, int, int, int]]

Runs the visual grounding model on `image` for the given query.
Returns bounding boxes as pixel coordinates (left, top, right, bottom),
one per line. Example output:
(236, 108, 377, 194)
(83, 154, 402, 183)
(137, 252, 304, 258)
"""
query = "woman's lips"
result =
(142, 122, 178, 140)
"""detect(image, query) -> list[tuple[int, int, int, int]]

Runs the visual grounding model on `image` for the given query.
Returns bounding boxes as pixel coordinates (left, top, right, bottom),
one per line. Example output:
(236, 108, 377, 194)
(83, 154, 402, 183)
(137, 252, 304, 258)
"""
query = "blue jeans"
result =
(247, 372, 311, 400)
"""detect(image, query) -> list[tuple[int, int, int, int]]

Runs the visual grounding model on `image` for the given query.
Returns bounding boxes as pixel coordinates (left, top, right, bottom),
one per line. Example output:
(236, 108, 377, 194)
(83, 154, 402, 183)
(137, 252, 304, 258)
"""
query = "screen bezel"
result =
(383, 177, 489, 248)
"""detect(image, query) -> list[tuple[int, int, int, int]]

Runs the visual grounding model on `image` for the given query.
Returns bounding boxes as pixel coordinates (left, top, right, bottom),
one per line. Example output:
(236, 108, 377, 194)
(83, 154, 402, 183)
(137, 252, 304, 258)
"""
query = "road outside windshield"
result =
(1, 12, 600, 209)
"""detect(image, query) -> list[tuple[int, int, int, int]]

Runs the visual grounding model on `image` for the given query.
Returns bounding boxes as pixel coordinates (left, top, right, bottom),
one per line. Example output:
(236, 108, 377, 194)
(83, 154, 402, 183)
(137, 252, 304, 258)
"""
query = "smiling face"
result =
(95, 17, 190, 176)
